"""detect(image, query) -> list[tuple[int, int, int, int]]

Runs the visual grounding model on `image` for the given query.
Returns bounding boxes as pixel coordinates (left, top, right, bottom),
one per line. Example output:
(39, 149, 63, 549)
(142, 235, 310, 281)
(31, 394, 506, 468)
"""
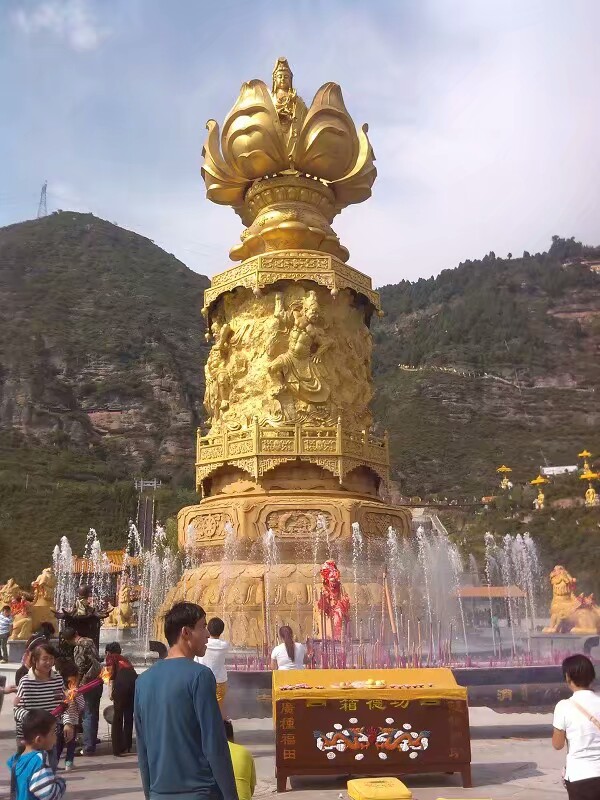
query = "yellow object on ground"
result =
(228, 741, 256, 800)
(272, 667, 467, 702)
(347, 776, 412, 799)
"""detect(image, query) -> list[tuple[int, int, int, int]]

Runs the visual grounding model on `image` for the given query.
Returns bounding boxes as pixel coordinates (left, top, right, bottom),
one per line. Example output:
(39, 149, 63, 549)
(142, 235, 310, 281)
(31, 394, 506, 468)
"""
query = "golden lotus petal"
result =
(221, 79, 289, 180)
(295, 82, 360, 181)
(201, 119, 248, 207)
(331, 123, 377, 209)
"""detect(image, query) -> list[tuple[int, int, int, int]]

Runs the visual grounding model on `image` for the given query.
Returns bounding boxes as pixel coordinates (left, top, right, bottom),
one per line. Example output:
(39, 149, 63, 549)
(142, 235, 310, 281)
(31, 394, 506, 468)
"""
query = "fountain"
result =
(137, 524, 179, 652)
(53, 537, 76, 614)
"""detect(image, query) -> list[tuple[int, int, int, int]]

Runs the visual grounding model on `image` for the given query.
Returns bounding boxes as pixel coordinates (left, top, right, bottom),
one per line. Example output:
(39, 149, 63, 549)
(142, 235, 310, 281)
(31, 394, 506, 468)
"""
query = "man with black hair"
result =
(134, 602, 238, 800)
(553, 653, 600, 798)
(196, 616, 229, 711)
(61, 626, 102, 756)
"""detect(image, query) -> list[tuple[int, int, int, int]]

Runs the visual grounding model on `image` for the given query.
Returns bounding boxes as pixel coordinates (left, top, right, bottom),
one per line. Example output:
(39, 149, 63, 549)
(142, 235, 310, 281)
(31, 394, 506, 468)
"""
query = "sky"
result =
(1, 0, 599, 287)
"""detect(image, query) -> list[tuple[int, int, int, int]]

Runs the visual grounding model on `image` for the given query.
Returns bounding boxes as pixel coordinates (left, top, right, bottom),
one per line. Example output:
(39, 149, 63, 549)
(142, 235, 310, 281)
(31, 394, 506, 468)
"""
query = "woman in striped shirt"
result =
(14, 644, 75, 768)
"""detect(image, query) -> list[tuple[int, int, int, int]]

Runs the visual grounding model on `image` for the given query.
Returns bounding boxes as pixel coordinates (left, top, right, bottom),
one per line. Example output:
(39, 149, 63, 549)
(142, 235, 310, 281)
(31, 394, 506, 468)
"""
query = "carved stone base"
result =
(161, 491, 411, 648)
(178, 489, 411, 556)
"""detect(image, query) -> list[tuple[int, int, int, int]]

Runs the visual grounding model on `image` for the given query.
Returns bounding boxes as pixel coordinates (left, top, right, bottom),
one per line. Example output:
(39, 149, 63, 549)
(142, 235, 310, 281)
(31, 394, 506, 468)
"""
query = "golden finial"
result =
(201, 59, 376, 262)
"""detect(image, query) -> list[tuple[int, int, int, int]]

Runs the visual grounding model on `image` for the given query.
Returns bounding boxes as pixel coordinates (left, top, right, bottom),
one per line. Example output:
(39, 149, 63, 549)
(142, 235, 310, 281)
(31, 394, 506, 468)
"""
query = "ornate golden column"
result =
(159, 60, 411, 647)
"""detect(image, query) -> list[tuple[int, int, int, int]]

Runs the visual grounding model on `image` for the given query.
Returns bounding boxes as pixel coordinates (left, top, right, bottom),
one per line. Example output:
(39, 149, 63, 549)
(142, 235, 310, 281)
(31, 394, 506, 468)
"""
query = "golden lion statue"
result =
(104, 585, 136, 629)
(0, 578, 22, 607)
(543, 565, 600, 635)
(10, 598, 33, 641)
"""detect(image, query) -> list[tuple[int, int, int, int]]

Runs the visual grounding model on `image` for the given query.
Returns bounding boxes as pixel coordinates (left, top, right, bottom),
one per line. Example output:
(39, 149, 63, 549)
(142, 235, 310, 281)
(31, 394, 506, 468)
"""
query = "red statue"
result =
(317, 559, 350, 640)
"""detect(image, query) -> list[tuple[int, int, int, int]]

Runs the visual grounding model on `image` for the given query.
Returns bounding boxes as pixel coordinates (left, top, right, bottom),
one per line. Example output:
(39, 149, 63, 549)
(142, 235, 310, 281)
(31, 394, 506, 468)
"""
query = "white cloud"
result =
(12, 0, 109, 52)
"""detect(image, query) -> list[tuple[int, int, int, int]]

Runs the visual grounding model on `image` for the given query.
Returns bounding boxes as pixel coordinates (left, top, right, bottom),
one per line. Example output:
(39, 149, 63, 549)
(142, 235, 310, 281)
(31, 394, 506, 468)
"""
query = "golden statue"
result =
(204, 321, 234, 421)
(533, 490, 545, 510)
(586, 484, 597, 507)
(202, 58, 375, 262)
(157, 60, 409, 648)
(0, 578, 22, 606)
(105, 584, 136, 629)
(270, 57, 307, 160)
(32, 567, 55, 605)
(543, 565, 600, 635)
(30, 567, 57, 631)
(10, 597, 33, 641)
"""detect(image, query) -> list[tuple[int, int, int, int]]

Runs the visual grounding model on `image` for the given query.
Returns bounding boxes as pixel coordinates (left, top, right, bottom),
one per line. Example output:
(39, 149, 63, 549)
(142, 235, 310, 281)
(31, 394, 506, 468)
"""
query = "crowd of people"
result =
(6, 594, 600, 800)
(3, 617, 140, 789)
(1, 594, 274, 800)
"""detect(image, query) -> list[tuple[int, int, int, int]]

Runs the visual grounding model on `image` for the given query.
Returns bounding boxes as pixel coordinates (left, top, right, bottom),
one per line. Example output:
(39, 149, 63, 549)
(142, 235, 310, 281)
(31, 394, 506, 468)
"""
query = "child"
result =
(0, 604, 13, 663)
(552, 653, 600, 799)
(195, 617, 229, 711)
(55, 659, 84, 771)
(224, 720, 256, 800)
(7, 709, 67, 800)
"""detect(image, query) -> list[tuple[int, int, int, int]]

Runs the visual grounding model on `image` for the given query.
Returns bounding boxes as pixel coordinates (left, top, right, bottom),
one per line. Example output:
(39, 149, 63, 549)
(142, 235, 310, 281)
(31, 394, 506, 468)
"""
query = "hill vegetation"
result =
(374, 238, 600, 497)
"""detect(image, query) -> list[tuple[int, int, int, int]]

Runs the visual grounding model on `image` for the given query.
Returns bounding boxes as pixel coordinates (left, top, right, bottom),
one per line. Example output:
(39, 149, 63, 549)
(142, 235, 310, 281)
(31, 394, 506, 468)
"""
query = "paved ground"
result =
(0, 677, 568, 799)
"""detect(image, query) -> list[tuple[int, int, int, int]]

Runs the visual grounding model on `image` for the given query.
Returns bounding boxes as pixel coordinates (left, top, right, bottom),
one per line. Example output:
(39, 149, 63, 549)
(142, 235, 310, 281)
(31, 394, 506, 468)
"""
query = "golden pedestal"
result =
(158, 60, 411, 647)
(158, 481, 411, 646)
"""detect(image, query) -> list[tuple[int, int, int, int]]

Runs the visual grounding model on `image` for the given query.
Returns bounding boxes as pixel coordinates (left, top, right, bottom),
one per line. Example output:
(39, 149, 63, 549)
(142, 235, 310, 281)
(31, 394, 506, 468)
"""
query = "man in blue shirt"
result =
(134, 602, 238, 800)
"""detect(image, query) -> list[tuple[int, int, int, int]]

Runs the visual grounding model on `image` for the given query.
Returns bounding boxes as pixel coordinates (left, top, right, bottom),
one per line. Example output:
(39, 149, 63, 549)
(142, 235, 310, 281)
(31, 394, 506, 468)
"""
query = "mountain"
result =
(1, 214, 599, 584)
(0, 212, 208, 582)
(373, 239, 600, 498)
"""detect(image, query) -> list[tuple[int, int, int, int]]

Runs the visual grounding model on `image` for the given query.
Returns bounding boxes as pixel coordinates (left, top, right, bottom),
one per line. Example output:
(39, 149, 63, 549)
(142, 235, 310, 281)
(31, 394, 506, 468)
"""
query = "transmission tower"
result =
(37, 181, 47, 218)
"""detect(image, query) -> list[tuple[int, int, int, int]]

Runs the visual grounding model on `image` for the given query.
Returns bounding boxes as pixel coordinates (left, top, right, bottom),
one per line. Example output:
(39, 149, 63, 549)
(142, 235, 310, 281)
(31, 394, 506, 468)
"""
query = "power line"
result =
(37, 181, 47, 218)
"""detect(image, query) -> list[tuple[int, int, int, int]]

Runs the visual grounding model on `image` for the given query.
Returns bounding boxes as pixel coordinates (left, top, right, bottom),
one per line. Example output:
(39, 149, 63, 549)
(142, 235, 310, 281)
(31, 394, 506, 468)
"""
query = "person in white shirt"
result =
(270, 626, 307, 671)
(0, 605, 13, 663)
(195, 617, 229, 712)
(553, 653, 600, 799)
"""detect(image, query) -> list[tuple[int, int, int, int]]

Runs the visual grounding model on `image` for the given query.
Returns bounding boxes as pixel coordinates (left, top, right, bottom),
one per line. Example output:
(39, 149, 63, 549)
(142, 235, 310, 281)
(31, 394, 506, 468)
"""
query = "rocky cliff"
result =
(0, 212, 209, 475)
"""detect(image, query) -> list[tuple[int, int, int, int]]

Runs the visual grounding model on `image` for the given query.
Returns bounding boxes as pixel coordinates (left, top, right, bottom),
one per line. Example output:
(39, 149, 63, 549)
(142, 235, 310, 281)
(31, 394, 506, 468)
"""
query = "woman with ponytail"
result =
(270, 626, 307, 670)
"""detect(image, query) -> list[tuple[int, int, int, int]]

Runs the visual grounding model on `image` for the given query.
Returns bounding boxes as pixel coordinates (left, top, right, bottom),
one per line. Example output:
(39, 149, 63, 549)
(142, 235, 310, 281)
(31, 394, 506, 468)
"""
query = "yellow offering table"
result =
(272, 668, 471, 792)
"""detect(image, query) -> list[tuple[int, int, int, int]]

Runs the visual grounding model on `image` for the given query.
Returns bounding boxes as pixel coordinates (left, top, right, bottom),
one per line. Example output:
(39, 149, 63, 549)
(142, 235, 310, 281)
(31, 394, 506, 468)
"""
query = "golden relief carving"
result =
(262, 438, 294, 452)
(192, 512, 233, 539)
(202, 284, 374, 437)
(361, 512, 405, 537)
(268, 290, 333, 414)
(266, 510, 334, 538)
(201, 59, 376, 262)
